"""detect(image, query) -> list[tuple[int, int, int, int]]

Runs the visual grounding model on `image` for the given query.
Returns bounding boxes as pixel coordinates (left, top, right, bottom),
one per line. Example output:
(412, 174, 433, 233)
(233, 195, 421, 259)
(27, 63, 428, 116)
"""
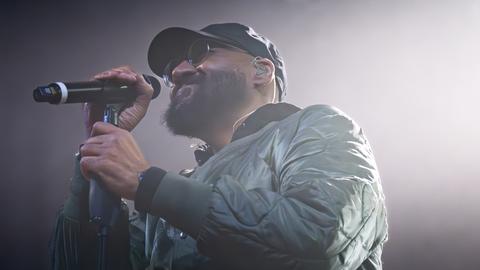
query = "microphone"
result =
(33, 74, 161, 104)
(34, 73, 161, 270)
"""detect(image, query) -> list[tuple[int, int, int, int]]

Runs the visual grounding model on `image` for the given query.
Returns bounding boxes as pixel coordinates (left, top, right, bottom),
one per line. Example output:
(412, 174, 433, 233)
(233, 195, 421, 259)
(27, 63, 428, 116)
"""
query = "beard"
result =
(164, 69, 249, 138)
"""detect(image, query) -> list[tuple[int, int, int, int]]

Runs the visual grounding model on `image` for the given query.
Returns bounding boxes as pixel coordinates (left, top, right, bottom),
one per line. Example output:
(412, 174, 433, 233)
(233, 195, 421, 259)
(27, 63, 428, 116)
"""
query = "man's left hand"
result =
(79, 122, 150, 200)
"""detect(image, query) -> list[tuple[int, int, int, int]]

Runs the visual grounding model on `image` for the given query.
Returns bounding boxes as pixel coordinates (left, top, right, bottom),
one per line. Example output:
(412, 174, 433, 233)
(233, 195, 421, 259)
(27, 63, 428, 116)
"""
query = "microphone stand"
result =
(89, 104, 122, 270)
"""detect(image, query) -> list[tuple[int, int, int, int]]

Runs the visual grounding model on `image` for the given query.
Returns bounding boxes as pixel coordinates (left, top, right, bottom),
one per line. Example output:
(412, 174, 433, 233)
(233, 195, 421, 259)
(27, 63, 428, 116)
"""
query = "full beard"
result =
(164, 69, 249, 138)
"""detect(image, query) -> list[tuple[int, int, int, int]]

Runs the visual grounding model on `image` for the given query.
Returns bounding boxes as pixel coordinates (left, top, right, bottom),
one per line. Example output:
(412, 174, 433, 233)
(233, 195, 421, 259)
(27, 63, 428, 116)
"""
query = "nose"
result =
(171, 60, 197, 85)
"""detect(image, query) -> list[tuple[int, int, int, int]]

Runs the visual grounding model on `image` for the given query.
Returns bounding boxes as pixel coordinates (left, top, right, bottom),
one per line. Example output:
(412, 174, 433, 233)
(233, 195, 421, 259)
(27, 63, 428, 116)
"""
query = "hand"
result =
(79, 122, 150, 200)
(83, 66, 154, 138)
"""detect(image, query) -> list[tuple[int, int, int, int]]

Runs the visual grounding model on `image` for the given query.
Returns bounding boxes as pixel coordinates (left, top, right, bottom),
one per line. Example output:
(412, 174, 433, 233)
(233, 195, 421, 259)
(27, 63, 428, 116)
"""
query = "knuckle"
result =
(118, 128, 129, 137)
(120, 65, 133, 71)
(95, 156, 104, 167)
(99, 70, 115, 77)
(114, 65, 132, 73)
(109, 135, 119, 145)
(79, 157, 90, 170)
(103, 158, 114, 168)
(104, 150, 113, 159)
(92, 121, 102, 130)
(96, 158, 111, 172)
(79, 144, 87, 156)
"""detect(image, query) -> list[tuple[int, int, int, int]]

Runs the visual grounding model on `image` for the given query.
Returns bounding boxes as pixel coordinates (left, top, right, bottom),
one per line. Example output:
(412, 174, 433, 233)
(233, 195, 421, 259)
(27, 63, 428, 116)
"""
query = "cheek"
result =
(199, 60, 233, 73)
(200, 62, 252, 85)
(201, 53, 250, 73)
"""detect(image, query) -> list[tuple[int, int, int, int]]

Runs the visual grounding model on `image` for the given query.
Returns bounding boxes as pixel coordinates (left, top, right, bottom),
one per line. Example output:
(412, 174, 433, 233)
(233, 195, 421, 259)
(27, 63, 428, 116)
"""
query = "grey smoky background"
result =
(1, 0, 479, 269)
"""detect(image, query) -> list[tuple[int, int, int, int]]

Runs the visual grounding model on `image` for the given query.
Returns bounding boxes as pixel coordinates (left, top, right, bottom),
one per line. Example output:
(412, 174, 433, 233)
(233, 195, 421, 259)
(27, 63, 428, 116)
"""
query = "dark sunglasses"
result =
(162, 39, 247, 87)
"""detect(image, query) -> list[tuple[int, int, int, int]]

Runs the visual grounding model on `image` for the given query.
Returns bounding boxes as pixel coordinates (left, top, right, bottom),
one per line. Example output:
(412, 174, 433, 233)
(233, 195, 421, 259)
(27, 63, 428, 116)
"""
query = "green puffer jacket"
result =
(50, 103, 388, 270)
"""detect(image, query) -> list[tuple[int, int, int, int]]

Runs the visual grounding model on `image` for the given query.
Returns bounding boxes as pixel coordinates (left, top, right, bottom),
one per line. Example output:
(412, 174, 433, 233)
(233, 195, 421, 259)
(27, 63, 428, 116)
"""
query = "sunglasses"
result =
(162, 39, 248, 88)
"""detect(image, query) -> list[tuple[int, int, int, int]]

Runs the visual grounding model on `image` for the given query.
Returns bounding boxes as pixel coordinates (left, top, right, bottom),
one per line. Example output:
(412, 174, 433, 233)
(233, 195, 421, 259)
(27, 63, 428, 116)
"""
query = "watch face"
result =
(137, 171, 147, 183)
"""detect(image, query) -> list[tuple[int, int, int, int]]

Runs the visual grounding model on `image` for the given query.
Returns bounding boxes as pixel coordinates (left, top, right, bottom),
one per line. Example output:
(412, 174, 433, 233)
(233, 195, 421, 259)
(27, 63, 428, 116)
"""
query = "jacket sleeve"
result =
(49, 155, 145, 270)
(141, 106, 386, 270)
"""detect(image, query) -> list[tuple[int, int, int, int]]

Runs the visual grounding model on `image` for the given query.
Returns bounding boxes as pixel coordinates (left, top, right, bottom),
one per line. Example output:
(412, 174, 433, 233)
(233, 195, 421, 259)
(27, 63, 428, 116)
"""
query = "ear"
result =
(251, 57, 275, 90)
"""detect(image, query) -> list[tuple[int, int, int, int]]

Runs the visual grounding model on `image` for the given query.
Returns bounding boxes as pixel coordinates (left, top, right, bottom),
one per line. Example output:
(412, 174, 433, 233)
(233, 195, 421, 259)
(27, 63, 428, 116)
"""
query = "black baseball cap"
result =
(148, 23, 287, 100)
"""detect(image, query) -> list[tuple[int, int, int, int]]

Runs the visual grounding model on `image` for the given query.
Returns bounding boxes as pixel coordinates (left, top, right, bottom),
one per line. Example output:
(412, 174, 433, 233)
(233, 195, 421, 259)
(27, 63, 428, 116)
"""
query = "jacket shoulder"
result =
(293, 104, 359, 133)
(300, 104, 351, 119)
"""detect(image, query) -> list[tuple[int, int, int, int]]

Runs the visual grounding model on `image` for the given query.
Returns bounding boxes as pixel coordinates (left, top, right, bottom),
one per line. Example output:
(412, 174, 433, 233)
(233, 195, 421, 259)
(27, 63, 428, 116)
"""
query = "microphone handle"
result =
(88, 105, 121, 227)
(89, 179, 121, 226)
(63, 81, 136, 104)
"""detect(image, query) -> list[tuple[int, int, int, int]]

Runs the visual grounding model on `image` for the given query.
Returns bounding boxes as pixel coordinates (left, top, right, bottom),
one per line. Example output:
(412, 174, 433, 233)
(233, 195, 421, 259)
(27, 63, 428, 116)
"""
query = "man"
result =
(50, 23, 388, 270)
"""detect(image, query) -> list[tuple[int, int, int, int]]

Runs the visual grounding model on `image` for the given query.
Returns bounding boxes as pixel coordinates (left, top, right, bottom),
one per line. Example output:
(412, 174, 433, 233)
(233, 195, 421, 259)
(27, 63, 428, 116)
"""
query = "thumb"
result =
(90, 122, 120, 137)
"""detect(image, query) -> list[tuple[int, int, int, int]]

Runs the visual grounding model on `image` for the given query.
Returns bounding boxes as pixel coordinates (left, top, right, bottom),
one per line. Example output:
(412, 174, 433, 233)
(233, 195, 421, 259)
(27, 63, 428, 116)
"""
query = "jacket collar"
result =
(194, 102, 301, 166)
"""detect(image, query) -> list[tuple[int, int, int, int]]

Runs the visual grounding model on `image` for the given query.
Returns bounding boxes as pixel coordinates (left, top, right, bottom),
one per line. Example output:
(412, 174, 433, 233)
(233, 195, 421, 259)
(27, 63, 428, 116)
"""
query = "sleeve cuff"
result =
(150, 172, 213, 238)
(134, 167, 167, 212)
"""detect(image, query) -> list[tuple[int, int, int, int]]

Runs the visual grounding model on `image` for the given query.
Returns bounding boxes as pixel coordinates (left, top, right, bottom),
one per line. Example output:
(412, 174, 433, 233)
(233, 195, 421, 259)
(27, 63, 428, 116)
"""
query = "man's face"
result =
(164, 46, 253, 137)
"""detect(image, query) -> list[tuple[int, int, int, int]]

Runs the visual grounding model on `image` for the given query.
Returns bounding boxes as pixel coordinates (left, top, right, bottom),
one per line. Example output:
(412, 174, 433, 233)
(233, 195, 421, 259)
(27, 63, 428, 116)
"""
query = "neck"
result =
(195, 101, 267, 153)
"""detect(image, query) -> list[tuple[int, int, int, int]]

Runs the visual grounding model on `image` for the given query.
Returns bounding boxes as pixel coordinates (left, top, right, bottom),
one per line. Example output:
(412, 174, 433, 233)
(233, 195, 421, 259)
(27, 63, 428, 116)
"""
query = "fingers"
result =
(83, 134, 110, 144)
(84, 122, 131, 152)
(79, 156, 98, 180)
(79, 133, 115, 179)
(79, 141, 103, 157)
(92, 66, 153, 96)
(94, 66, 136, 83)
(89, 66, 155, 132)
(90, 122, 123, 137)
(79, 155, 113, 181)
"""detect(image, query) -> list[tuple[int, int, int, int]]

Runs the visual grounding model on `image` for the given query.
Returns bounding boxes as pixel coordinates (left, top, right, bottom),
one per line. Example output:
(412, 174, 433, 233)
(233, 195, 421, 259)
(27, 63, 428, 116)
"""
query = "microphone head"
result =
(33, 86, 49, 102)
(33, 84, 62, 104)
(142, 74, 161, 99)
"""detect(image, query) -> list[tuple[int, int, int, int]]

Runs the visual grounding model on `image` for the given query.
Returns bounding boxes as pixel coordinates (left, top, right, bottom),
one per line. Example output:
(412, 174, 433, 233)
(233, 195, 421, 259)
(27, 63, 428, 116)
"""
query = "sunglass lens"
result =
(188, 39, 210, 66)
(163, 58, 180, 87)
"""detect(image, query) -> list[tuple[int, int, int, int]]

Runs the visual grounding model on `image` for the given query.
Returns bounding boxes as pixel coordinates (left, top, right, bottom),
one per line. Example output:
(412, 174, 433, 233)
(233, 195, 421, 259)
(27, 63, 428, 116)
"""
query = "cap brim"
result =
(148, 27, 231, 78)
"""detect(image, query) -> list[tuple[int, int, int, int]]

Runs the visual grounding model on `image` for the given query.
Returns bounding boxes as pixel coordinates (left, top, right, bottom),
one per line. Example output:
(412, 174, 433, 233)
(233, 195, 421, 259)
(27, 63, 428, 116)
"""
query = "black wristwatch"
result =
(134, 167, 167, 212)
